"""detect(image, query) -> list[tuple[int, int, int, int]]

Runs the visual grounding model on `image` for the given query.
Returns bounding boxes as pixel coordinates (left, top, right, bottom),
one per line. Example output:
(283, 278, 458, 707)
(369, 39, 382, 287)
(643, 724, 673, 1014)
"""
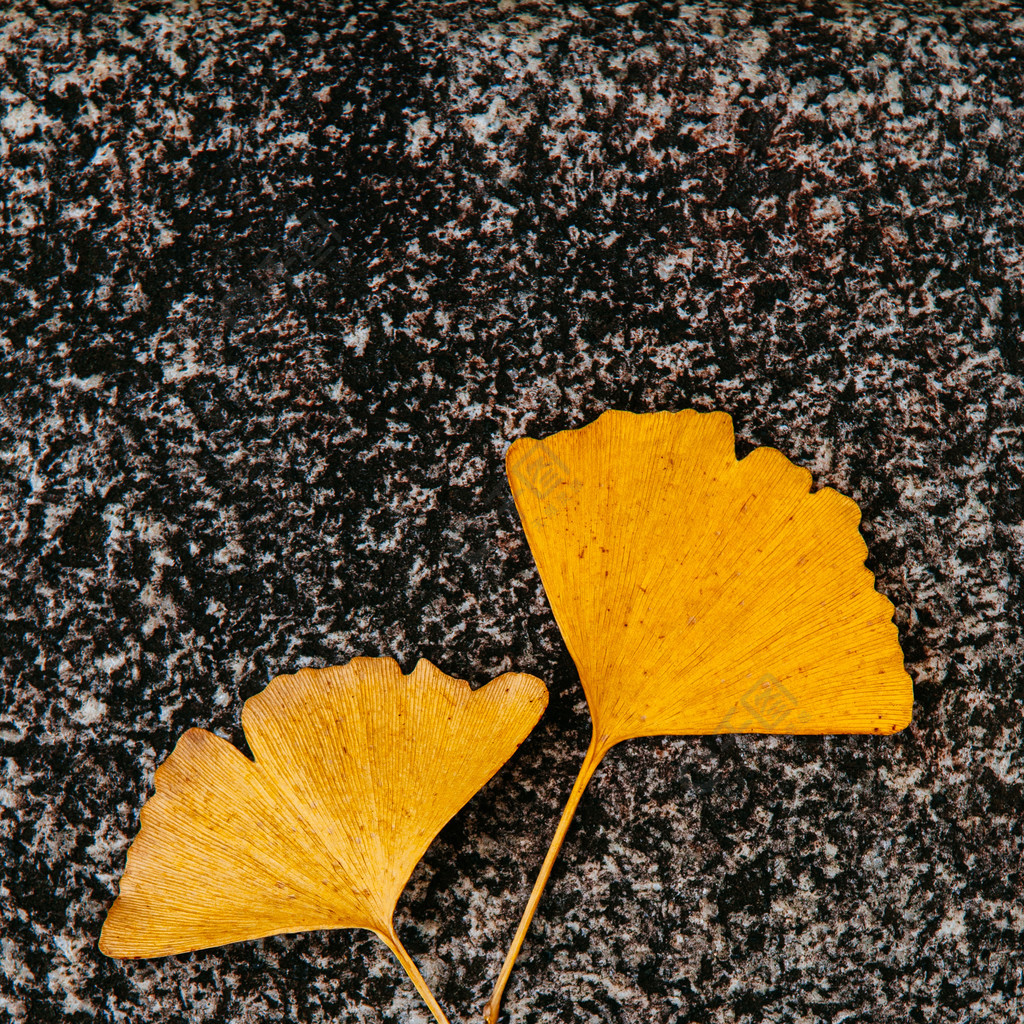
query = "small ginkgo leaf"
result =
(485, 409, 913, 1022)
(100, 656, 547, 1024)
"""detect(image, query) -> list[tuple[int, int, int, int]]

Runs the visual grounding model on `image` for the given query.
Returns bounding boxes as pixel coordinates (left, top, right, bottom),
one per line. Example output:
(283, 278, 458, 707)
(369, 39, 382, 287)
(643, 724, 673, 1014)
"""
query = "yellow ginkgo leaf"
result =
(100, 656, 548, 1024)
(486, 408, 913, 1022)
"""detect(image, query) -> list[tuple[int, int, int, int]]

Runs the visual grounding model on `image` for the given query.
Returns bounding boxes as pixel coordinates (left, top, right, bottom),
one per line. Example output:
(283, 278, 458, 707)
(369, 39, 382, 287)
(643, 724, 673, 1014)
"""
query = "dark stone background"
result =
(1, 2, 1022, 1022)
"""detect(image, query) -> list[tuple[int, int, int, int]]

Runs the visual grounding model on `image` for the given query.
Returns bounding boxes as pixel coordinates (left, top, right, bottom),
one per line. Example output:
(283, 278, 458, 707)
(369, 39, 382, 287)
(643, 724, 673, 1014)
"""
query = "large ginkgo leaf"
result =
(485, 408, 913, 1021)
(100, 656, 548, 1024)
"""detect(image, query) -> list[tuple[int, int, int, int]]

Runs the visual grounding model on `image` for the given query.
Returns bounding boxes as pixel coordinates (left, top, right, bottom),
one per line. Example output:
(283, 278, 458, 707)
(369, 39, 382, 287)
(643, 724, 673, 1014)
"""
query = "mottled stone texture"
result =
(1, 1, 1022, 1022)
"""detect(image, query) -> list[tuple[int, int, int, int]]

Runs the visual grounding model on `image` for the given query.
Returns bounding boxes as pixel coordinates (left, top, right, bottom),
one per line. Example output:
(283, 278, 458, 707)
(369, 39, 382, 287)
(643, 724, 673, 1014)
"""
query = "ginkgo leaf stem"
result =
(382, 925, 452, 1024)
(484, 729, 612, 1024)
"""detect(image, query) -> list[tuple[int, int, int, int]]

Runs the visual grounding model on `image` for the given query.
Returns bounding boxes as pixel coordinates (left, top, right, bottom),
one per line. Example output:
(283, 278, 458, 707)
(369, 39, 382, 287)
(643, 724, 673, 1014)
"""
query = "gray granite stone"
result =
(1, 2, 1022, 1022)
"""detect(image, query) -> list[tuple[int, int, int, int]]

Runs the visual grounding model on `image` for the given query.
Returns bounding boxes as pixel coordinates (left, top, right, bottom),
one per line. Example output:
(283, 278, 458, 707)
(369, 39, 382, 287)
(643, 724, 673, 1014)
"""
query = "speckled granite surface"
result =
(2, 2, 1022, 1022)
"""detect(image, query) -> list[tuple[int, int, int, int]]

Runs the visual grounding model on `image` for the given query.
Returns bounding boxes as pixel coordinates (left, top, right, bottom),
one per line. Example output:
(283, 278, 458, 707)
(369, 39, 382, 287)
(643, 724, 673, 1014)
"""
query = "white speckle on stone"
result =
(97, 652, 126, 674)
(274, 130, 309, 149)
(463, 95, 510, 146)
(212, 538, 246, 566)
(408, 116, 435, 158)
(345, 321, 371, 357)
(2, 98, 45, 139)
(73, 696, 107, 726)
